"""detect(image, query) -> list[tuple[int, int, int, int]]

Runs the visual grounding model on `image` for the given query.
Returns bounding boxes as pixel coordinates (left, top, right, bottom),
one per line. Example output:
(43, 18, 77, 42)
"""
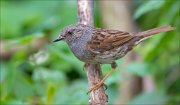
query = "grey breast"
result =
(68, 27, 93, 62)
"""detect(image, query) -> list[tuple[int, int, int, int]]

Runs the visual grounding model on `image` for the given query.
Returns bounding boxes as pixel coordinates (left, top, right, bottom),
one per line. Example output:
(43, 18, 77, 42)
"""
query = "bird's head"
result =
(53, 24, 87, 43)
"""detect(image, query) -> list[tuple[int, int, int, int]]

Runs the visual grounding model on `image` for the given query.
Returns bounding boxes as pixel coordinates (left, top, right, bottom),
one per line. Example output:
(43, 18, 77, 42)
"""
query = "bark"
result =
(77, 0, 107, 105)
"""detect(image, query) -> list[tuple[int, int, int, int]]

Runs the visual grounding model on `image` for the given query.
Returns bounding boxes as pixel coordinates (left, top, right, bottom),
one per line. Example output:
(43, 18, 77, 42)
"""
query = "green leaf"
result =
(129, 91, 169, 105)
(33, 68, 67, 84)
(32, 68, 67, 99)
(16, 33, 44, 44)
(47, 44, 84, 75)
(0, 63, 7, 82)
(1, 100, 31, 105)
(54, 80, 88, 104)
(126, 62, 148, 77)
(144, 31, 175, 61)
(45, 83, 56, 104)
(134, 0, 165, 19)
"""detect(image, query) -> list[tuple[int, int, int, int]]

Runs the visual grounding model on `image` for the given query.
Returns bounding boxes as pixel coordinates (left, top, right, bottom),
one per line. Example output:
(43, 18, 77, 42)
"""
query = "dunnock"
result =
(53, 24, 174, 92)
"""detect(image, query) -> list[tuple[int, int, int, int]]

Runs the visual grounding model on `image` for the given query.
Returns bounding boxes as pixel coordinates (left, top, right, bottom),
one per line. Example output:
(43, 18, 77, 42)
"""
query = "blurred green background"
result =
(0, 0, 179, 105)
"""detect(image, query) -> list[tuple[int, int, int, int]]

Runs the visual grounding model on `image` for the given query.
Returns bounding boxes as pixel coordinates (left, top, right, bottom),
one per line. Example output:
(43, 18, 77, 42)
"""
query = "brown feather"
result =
(87, 28, 134, 53)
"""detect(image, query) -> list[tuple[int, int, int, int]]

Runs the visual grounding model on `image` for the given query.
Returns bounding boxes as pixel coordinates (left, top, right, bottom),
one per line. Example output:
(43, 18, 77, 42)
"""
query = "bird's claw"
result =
(87, 83, 107, 94)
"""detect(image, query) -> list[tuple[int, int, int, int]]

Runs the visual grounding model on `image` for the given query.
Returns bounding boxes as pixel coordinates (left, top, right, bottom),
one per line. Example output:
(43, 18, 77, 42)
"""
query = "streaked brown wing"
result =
(87, 28, 134, 53)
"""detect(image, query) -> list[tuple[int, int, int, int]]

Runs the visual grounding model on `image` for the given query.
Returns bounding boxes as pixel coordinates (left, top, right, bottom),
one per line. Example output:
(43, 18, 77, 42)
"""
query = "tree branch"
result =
(77, 0, 107, 104)
(0, 36, 49, 60)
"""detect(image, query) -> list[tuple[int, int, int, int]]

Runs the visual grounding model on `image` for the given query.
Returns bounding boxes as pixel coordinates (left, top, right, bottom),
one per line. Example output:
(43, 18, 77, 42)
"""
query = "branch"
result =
(0, 36, 49, 60)
(77, 0, 107, 104)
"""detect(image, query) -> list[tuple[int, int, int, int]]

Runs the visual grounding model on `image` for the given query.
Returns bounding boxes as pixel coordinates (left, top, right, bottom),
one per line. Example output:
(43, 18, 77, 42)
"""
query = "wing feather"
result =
(87, 28, 134, 53)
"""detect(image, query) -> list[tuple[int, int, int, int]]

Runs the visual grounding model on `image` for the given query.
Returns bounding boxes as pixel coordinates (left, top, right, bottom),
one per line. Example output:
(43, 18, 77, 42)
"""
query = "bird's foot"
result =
(87, 82, 107, 94)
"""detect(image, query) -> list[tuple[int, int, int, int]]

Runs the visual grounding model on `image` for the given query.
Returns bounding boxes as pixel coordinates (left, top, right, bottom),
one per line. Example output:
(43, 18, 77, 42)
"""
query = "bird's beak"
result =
(53, 35, 64, 42)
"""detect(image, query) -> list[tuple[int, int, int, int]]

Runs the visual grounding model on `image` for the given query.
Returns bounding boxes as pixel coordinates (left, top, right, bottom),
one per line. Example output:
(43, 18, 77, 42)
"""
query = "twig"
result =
(77, 0, 107, 104)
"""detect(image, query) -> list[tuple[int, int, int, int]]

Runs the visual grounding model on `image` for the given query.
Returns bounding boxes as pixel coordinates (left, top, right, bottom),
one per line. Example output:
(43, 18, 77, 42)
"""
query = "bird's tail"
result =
(133, 26, 175, 45)
(136, 26, 175, 38)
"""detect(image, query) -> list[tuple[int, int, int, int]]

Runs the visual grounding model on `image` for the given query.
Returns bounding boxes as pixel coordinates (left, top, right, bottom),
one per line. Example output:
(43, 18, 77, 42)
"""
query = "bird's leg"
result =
(88, 62, 117, 93)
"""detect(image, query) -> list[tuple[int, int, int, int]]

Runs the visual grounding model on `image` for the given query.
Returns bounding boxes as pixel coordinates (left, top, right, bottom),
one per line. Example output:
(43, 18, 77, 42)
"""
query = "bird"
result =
(53, 23, 174, 93)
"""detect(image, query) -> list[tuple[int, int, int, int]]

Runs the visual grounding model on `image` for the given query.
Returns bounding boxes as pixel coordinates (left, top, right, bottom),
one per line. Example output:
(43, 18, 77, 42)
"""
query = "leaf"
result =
(144, 31, 175, 61)
(126, 62, 149, 77)
(1, 100, 30, 105)
(47, 45, 84, 75)
(54, 80, 88, 104)
(0, 63, 7, 82)
(33, 68, 67, 84)
(45, 83, 56, 104)
(129, 91, 169, 105)
(32, 68, 67, 98)
(16, 33, 44, 44)
(134, 0, 165, 19)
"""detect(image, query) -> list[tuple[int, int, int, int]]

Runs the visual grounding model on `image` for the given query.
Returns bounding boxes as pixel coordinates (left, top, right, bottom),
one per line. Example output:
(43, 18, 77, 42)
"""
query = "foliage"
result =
(130, 0, 180, 104)
(0, 0, 179, 105)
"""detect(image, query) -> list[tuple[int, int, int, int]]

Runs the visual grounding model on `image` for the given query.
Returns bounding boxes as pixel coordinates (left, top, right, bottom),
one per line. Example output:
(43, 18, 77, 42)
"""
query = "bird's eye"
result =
(67, 29, 76, 35)
(67, 31, 72, 35)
